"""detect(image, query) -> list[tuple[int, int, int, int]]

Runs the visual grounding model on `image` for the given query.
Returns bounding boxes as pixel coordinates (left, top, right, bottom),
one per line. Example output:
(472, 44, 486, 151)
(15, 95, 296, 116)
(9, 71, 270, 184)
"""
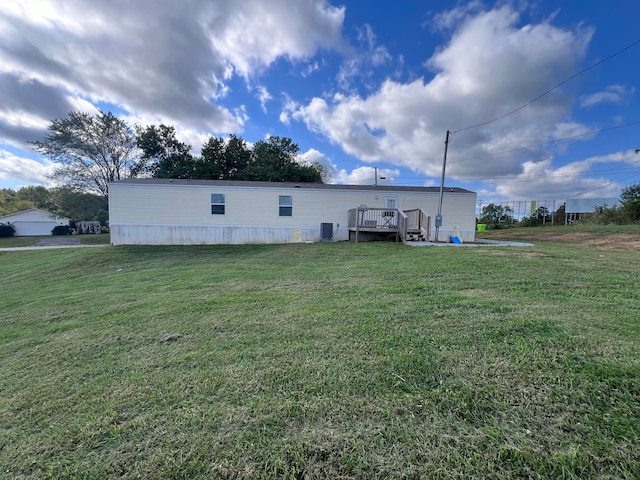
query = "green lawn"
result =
(0, 233, 110, 248)
(1, 227, 639, 479)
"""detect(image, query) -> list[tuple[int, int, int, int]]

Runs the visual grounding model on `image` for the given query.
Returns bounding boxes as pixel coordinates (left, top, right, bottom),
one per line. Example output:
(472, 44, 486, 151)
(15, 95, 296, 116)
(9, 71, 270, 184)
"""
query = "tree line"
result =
(479, 184, 640, 228)
(0, 185, 108, 225)
(31, 111, 328, 198)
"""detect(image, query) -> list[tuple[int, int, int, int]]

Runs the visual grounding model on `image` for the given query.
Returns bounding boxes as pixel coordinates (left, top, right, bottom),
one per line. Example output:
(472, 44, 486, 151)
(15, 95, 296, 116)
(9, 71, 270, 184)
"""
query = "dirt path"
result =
(481, 229, 640, 250)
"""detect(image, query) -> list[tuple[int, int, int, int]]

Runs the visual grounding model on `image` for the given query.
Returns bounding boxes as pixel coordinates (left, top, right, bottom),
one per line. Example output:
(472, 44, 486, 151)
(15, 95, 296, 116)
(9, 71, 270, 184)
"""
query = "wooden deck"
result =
(348, 207, 431, 243)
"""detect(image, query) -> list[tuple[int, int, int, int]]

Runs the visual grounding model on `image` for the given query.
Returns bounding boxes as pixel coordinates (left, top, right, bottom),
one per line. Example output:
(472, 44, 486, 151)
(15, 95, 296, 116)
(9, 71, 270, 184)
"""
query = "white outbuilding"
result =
(108, 179, 477, 245)
(0, 208, 70, 236)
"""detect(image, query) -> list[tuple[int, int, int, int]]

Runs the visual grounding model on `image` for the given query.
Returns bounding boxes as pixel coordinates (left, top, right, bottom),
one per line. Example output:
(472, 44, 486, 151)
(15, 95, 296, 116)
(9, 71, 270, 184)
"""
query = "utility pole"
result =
(374, 167, 378, 186)
(434, 130, 450, 242)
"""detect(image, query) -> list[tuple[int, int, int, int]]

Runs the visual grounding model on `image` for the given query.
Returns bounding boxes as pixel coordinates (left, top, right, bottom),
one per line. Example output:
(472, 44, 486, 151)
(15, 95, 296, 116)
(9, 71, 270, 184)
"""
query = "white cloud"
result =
(429, 0, 483, 31)
(297, 147, 335, 169)
(0, 0, 346, 148)
(334, 166, 399, 185)
(301, 61, 320, 77)
(0, 0, 347, 187)
(279, 94, 300, 125)
(205, 0, 345, 78)
(551, 122, 595, 141)
(297, 148, 398, 185)
(256, 86, 273, 113)
(0, 149, 55, 185)
(337, 24, 392, 90)
(491, 150, 640, 199)
(293, 5, 593, 183)
(579, 85, 635, 108)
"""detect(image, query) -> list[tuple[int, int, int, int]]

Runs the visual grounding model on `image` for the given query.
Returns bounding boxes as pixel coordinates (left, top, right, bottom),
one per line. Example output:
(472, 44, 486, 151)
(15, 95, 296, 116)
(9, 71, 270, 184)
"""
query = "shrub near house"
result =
(0, 223, 15, 237)
(52, 225, 71, 235)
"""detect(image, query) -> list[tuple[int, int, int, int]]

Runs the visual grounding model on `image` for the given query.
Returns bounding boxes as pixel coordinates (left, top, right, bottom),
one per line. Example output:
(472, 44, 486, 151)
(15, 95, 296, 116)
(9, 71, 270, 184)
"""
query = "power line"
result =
(448, 120, 640, 164)
(452, 38, 640, 134)
(392, 165, 640, 183)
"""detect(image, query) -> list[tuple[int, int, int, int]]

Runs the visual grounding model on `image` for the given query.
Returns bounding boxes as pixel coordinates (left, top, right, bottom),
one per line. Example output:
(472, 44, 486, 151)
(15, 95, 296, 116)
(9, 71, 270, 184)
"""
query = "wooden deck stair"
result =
(348, 207, 431, 243)
(405, 230, 427, 242)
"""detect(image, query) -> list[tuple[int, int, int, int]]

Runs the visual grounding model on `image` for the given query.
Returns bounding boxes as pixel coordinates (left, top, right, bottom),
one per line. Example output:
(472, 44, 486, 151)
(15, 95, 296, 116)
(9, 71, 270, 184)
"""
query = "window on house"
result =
(211, 193, 225, 214)
(279, 195, 292, 216)
(384, 197, 398, 209)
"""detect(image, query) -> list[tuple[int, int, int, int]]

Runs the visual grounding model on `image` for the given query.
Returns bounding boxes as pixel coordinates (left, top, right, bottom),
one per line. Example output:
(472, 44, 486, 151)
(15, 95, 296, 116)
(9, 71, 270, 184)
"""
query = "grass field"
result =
(1, 226, 639, 479)
(0, 234, 110, 248)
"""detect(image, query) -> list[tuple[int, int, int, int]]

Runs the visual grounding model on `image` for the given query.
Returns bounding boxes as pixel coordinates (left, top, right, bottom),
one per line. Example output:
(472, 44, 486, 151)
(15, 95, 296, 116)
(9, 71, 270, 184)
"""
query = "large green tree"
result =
(199, 134, 251, 180)
(51, 186, 109, 225)
(620, 183, 640, 220)
(479, 203, 514, 225)
(15, 186, 56, 212)
(244, 136, 323, 183)
(135, 124, 195, 178)
(32, 111, 140, 196)
(0, 188, 34, 216)
(137, 128, 324, 183)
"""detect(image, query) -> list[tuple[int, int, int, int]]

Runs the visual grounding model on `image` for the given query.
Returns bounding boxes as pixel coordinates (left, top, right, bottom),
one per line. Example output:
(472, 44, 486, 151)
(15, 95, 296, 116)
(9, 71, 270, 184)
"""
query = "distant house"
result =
(0, 208, 70, 236)
(109, 179, 477, 245)
(565, 198, 619, 223)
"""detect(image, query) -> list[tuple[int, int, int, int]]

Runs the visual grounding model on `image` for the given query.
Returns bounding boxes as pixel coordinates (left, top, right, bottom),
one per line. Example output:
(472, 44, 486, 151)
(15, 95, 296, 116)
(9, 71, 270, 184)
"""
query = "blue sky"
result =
(1, 0, 639, 203)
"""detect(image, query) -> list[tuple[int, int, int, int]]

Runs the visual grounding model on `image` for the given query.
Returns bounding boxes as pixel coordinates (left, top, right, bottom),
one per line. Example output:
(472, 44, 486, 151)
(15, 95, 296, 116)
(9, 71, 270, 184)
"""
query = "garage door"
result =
(14, 222, 57, 236)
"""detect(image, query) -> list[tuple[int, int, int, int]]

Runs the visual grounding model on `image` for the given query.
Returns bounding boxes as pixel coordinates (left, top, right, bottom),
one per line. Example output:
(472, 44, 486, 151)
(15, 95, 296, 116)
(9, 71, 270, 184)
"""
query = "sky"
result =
(1, 0, 639, 204)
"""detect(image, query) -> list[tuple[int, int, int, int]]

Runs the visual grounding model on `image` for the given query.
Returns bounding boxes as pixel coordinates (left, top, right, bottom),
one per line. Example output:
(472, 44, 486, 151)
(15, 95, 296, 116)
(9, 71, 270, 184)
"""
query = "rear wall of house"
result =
(109, 183, 476, 245)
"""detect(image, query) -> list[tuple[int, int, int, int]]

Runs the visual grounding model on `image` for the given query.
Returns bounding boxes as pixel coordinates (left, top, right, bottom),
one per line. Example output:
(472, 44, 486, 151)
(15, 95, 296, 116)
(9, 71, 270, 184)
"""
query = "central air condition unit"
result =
(321, 222, 333, 241)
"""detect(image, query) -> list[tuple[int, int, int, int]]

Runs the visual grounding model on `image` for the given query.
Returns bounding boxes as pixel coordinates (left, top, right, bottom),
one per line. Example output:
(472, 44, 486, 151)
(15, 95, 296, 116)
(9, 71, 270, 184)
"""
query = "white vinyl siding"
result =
(109, 182, 476, 245)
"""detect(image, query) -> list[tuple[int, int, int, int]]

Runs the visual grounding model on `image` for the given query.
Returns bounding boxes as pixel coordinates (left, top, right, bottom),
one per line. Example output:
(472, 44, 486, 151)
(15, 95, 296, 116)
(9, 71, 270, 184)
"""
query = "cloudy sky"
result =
(1, 0, 639, 202)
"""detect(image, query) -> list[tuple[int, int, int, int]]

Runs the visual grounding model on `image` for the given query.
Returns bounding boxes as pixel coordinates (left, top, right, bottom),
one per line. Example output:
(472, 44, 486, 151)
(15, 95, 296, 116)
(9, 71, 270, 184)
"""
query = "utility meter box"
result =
(435, 214, 443, 227)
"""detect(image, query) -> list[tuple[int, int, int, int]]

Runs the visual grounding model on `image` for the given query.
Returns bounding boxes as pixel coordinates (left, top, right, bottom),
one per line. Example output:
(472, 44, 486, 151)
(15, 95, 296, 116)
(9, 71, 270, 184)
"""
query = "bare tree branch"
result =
(32, 111, 139, 196)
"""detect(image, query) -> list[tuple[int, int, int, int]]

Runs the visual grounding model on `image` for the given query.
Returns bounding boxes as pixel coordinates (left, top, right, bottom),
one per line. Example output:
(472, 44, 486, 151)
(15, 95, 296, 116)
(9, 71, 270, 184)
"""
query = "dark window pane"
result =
(211, 205, 225, 215)
(279, 206, 292, 216)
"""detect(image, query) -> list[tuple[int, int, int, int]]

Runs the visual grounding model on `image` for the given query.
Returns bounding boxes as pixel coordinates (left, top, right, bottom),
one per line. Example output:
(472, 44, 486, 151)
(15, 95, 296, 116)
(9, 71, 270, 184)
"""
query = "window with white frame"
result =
(211, 193, 225, 214)
(279, 195, 292, 216)
(384, 196, 398, 209)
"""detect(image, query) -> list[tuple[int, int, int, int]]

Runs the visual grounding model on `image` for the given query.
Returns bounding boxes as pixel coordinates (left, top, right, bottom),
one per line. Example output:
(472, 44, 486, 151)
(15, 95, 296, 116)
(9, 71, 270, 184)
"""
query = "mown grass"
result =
(0, 236, 44, 247)
(0, 234, 110, 248)
(1, 229, 639, 479)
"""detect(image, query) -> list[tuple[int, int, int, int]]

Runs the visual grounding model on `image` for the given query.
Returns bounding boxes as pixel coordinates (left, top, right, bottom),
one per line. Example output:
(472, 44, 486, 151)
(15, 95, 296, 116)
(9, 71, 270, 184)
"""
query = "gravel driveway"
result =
(35, 236, 83, 246)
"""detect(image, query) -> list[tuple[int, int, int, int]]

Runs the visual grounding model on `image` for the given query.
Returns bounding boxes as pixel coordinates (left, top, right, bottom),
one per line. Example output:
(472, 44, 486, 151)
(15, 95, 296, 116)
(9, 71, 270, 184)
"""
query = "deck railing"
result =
(348, 207, 399, 230)
(348, 207, 430, 243)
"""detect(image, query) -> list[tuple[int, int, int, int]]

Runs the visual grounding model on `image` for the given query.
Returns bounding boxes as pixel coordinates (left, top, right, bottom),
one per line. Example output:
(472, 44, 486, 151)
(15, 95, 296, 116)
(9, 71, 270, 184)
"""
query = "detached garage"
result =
(0, 208, 70, 236)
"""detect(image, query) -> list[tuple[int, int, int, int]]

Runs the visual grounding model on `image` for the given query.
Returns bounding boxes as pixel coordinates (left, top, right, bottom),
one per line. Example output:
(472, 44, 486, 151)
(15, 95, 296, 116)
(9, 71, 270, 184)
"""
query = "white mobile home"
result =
(0, 208, 69, 236)
(108, 179, 477, 245)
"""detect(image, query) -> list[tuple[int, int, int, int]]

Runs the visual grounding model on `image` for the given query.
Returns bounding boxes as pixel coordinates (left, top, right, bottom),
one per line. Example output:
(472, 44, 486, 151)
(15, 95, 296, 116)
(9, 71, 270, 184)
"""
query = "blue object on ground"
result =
(449, 236, 462, 244)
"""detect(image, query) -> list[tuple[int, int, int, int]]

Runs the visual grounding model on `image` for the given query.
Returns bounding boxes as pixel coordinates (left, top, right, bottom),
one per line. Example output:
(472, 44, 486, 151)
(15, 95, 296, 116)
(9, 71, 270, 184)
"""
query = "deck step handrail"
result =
(420, 210, 431, 241)
(347, 207, 428, 243)
(397, 208, 408, 243)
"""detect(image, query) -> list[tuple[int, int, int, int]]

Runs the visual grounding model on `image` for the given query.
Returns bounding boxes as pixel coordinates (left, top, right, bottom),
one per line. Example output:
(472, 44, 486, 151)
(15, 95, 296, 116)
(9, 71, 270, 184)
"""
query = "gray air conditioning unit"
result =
(321, 223, 333, 241)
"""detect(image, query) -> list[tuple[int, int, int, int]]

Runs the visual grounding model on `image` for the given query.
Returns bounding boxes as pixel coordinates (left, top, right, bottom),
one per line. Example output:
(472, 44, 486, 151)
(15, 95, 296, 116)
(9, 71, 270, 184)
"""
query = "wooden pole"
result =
(435, 130, 450, 242)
